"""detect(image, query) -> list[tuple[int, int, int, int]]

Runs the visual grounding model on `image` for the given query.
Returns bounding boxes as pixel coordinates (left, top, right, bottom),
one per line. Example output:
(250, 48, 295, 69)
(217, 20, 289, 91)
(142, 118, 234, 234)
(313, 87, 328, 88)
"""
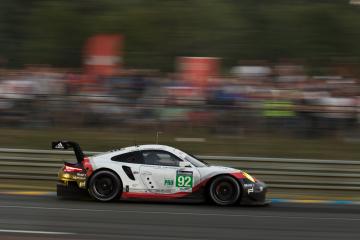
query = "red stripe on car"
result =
(82, 157, 93, 177)
(230, 172, 246, 179)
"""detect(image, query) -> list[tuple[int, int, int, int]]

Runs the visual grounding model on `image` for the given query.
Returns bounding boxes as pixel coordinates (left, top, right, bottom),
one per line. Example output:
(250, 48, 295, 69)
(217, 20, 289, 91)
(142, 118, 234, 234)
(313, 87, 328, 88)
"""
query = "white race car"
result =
(54, 141, 268, 206)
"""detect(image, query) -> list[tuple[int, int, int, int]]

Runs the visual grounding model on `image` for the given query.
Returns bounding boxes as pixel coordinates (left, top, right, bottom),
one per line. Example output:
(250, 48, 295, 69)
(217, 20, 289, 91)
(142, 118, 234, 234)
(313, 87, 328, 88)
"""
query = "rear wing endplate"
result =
(51, 141, 85, 163)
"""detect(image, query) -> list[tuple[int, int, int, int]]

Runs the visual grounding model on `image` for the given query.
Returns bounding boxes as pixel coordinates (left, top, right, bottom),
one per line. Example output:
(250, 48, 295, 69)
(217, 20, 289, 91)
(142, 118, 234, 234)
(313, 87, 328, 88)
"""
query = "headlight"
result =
(243, 172, 256, 183)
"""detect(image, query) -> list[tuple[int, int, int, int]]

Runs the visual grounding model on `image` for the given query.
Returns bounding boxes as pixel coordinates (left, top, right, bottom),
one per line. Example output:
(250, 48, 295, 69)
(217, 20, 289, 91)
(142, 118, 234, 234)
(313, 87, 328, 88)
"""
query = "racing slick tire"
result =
(88, 170, 122, 202)
(209, 175, 241, 206)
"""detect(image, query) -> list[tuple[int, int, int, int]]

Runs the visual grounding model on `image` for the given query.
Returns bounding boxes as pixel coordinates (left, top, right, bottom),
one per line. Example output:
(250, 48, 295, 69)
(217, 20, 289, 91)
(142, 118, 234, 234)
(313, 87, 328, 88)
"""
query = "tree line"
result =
(0, 0, 360, 71)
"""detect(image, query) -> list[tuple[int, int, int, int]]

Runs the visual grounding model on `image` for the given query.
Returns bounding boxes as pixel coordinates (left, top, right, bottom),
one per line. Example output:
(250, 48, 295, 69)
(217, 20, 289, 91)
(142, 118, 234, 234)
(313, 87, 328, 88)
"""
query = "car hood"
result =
(197, 165, 242, 178)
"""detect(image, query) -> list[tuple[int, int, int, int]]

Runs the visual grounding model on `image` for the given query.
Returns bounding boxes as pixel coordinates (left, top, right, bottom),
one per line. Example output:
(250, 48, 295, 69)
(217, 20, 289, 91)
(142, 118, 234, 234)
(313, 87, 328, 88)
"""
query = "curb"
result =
(0, 191, 56, 196)
(271, 198, 360, 205)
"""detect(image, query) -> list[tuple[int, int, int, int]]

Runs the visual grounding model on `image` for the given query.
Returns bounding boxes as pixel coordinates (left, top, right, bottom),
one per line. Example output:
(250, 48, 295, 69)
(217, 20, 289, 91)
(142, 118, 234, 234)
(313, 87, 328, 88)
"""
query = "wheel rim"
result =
(93, 175, 116, 198)
(213, 180, 237, 203)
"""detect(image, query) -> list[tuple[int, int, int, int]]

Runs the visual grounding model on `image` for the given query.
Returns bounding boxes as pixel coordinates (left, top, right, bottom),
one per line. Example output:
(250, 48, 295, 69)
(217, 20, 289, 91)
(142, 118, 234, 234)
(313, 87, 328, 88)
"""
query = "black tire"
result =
(88, 170, 122, 202)
(209, 175, 241, 206)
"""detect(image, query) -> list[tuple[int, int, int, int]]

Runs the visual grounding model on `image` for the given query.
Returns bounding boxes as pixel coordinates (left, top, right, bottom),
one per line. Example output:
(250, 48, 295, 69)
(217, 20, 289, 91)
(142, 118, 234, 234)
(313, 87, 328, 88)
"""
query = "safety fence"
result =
(0, 148, 359, 191)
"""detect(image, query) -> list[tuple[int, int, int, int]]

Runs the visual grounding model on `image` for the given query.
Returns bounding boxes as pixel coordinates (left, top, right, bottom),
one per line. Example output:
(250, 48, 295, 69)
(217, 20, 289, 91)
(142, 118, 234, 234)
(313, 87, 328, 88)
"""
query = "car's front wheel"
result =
(209, 175, 241, 206)
(88, 170, 122, 202)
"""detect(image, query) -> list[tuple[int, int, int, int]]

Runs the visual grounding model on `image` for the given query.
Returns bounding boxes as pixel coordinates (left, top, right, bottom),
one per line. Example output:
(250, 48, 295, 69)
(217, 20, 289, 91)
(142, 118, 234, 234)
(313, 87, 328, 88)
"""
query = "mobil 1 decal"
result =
(176, 170, 193, 192)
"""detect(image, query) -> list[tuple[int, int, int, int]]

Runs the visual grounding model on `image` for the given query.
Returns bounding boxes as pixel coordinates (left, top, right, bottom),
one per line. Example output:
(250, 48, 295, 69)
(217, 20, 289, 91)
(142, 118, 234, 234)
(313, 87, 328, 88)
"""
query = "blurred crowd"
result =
(0, 63, 359, 139)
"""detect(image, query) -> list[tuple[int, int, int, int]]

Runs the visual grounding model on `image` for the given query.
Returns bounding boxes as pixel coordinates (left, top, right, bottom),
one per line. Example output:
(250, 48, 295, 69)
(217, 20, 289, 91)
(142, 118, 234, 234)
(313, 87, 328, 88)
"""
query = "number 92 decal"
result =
(176, 171, 193, 188)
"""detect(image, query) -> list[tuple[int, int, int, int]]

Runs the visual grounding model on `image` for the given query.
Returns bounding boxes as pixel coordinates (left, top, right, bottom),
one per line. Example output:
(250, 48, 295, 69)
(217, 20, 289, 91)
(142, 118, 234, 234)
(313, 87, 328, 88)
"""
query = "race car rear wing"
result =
(51, 141, 85, 163)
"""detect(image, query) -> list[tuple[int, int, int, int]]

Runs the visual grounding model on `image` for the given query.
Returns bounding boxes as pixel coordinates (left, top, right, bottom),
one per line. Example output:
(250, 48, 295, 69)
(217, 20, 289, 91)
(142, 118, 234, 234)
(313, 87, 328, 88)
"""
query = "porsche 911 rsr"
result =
(53, 141, 268, 206)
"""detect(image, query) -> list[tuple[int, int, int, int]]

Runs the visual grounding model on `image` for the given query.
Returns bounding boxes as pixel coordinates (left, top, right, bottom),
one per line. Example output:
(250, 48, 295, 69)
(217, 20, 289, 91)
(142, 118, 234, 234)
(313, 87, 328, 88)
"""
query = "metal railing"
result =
(0, 148, 359, 191)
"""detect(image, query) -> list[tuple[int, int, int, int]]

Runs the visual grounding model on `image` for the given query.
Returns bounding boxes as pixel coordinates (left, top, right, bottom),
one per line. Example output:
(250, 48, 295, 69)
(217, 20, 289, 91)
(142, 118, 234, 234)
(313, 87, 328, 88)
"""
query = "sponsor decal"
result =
(164, 179, 174, 186)
(244, 184, 254, 188)
(62, 173, 85, 181)
(54, 142, 64, 149)
(248, 188, 254, 194)
(178, 187, 192, 192)
(74, 176, 86, 180)
(153, 189, 173, 193)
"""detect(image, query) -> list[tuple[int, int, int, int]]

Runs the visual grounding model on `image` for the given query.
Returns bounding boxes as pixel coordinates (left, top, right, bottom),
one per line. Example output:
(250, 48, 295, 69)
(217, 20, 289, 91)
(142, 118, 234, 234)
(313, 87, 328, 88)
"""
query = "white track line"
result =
(1, 204, 360, 222)
(0, 229, 74, 235)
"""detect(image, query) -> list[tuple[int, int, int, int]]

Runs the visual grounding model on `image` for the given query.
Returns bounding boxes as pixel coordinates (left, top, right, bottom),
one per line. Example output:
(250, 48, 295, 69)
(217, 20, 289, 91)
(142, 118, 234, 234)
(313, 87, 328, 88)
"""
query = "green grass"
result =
(0, 127, 359, 160)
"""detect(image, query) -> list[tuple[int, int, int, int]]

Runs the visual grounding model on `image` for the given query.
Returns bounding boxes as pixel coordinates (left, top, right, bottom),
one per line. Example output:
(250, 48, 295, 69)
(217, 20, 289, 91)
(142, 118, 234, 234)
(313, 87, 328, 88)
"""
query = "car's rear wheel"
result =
(88, 170, 122, 202)
(209, 175, 241, 206)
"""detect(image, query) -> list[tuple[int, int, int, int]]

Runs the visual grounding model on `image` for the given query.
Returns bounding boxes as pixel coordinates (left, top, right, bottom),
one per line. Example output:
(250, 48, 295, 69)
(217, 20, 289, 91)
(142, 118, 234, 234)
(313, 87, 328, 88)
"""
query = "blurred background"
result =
(1, 0, 360, 199)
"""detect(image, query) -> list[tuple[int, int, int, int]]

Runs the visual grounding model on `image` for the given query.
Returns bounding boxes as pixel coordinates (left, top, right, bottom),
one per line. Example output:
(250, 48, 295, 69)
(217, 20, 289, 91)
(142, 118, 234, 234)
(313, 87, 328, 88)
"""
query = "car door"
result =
(139, 150, 200, 194)
(109, 151, 144, 192)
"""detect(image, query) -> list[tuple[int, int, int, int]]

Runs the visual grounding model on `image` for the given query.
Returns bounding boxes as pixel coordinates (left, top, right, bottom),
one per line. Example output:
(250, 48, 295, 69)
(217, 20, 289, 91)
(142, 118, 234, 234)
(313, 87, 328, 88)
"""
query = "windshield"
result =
(180, 150, 209, 167)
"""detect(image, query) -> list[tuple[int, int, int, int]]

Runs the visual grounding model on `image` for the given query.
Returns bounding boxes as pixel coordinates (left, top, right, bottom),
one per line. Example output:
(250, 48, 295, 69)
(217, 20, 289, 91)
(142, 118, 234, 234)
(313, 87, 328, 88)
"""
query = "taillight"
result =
(63, 164, 83, 173)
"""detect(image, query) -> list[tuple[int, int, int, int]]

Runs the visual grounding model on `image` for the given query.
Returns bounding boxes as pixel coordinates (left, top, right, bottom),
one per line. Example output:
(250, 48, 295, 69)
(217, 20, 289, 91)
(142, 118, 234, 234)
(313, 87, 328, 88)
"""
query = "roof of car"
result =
(93, 144, 178, 158)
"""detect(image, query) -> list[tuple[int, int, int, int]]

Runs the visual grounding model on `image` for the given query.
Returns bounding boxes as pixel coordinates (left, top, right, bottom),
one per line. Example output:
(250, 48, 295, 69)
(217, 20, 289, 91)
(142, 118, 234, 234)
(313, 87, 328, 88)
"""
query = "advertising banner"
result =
(84, 34, 123, 76)
(177, 57, 220, 87)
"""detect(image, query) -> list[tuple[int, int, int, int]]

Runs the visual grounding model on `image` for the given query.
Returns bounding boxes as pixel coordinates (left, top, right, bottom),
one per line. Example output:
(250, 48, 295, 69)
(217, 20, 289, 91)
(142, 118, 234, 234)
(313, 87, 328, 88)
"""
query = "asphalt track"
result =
(0, 194, 360, 240)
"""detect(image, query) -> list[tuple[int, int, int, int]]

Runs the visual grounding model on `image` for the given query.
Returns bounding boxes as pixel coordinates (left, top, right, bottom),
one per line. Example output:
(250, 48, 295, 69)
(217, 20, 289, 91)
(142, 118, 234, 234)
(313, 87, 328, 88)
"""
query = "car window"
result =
(111, 151, 143, 164)
(141, 150, 182, 167)
(183, 153, 208, 167)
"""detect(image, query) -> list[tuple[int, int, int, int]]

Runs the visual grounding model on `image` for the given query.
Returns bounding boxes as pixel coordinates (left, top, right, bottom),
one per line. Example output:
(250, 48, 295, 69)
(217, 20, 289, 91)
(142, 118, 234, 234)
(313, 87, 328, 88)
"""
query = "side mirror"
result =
(179, 161, 192, 168)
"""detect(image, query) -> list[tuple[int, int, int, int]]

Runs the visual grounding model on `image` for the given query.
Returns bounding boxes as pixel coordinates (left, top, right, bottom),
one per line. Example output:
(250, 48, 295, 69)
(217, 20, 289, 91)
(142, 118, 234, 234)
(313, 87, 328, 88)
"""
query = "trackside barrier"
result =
(0, 148, 359, 191)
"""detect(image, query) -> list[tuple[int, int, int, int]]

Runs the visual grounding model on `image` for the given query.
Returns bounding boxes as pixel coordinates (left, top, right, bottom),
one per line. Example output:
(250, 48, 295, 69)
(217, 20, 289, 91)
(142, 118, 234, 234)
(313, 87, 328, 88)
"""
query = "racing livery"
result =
(54, 141, 268, 206)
